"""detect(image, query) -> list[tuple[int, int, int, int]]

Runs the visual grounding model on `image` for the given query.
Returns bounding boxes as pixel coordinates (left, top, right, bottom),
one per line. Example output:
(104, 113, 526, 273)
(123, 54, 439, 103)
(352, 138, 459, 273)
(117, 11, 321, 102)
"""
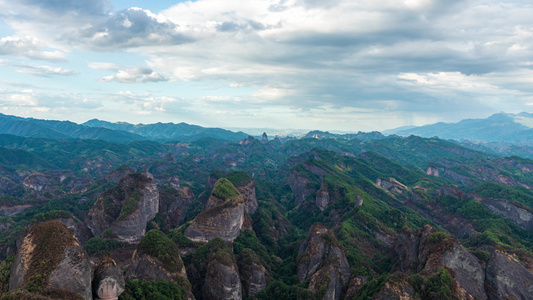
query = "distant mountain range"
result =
(0, 113, 248, 143)
(383, 112, 533, 145)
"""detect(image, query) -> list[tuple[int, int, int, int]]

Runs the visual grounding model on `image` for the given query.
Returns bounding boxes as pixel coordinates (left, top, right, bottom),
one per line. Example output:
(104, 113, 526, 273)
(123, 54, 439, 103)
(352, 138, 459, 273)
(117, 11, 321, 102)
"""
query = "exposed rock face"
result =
(22, 173, 55, 191)
(288, 169, 317, 205)
(237, 249, 269, 297)
(376, 273, 415, 300)
(298, 224, 350, 300)
(9, 221, 92, 300)
(376, 178, 408, 194)
(93, 258, 125, 300)
(261, 132, 268, 143)
(438, 243, 486, 300)
(316, 189, 331, 212)
(0, 205, 32, 217)
(482, 198, 533, 230)
(426, 166, 439, 177)
(105, 166, 134, 183)
(203, 251, 242, 300)
(85, 171, 159, 243)
(344, 276, 367, 300)
(160, 186, 195, 228)
(235, 181, 258, 215)
(127, 252, 187, 282)
(486, 250, 533, 299)
(394, 225, 487, 299)
(184, 179, 245, 242)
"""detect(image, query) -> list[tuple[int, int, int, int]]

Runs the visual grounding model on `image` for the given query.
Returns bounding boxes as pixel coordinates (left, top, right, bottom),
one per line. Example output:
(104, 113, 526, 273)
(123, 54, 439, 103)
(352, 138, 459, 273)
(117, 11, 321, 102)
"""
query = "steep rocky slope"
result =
(8, 221, 92, 299)
(85, 171, 159, 243)
(184, 178, 245, 242)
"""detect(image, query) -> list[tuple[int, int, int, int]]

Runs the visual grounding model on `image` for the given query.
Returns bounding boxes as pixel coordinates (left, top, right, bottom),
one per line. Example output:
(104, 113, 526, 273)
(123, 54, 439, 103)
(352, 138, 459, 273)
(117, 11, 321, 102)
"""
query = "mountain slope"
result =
(0, 113, 145, 143)
(83, 119, 249, 142)
(384, 112, 533, 145)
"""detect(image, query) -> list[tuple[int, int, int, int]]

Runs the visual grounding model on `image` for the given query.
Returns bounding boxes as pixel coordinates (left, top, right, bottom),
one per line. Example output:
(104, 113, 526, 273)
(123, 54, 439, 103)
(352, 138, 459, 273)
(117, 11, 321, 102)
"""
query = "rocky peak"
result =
(261, 132, 268, 143)
(93, 257, 125, 300)
(376, 177, 408, 194)
(9, 220, 92, 299)
(203, 250, 242, 300)
(184, 178, 245, 242)
(298, 224, 350, 300)
(105, 165, 135, 183)
(85, 171, 159, 243)
(226, 171, 258, 215)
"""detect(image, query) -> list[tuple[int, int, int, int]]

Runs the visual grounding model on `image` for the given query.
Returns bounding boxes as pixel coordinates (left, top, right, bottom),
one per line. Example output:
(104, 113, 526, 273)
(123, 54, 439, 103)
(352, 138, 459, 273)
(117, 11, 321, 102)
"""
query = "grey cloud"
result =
(71, 8, 193, 49)
(19, 0, 111, 16)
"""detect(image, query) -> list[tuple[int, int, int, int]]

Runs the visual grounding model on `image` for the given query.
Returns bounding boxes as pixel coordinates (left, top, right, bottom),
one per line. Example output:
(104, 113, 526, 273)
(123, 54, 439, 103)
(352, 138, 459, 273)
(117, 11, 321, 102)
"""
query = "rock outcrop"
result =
(9, 220, 92, 299)
(375, 273, 415, 300)
(481, 198, 533, 230)
(394, 225, 487, 299)
(159, 186, 195, 228)
(237, 249, 269, 296)
(288, 169, 317, 205)
(203, 251, 242, 300)
(376, 177, 408, 194)
(486, 250, 533, 299)
(298, 224, 350, 300)
(85, 171, 159, 243)
(226, 171, 258, 215)
(105, 165, 134, 183)
(127, 230, 188, 282)
(93, 257, 125, 300)
(184, 178, 245, 242)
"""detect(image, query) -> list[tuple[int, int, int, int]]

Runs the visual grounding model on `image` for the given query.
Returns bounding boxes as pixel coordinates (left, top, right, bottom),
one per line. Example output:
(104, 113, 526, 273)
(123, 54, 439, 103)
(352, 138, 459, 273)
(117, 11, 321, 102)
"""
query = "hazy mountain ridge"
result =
(83, 118, 249, 142)
(0, 113, 250, 144)
(384, 112, 533, 145)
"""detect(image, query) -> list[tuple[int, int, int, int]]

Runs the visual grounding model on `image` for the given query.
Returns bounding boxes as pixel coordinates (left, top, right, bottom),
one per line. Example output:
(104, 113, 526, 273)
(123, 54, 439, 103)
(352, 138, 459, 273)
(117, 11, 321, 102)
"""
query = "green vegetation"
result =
(226, 171, 252, 186)
(117, 190, 141, 220)
(22, 221, 76, 294)
(120, 279, 188, 300)
(83, 237, 128, 256)
(138, 230, 184, 274)
(211, 178, 241, 202)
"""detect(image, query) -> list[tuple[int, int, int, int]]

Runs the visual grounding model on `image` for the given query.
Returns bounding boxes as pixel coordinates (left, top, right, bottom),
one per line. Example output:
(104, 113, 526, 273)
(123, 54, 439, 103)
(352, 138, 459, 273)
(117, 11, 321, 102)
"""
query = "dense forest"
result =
(1, 117, 533, 299)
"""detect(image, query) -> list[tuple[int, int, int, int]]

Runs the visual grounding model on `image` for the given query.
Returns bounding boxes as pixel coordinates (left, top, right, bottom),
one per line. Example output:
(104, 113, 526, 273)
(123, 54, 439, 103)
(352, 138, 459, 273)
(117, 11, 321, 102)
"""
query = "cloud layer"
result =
(1, 0, 533, 130)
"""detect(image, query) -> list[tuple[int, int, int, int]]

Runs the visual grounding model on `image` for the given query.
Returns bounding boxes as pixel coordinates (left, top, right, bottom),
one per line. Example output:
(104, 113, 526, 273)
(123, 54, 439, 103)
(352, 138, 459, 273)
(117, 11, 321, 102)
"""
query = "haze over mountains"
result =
(0, 113, 248, 143)
(384, 112, 533, 145)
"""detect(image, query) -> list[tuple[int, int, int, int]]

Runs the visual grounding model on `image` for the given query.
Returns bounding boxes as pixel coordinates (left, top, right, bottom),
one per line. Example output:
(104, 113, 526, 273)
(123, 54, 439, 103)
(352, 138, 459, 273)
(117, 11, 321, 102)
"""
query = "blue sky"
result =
(1, 0, 533, 131)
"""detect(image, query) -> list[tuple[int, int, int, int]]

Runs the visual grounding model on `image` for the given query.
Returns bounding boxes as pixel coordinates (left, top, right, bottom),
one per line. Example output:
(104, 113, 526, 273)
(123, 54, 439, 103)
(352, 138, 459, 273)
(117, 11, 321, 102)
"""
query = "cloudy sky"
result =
(0, 0, 532, 132)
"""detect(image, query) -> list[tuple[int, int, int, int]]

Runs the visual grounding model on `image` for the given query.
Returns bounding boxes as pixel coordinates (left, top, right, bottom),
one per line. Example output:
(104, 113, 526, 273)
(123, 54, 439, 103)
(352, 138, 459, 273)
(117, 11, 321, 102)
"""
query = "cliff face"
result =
(237, 249, 269, 297)
(481, 198, 533, 230)
(235, 181, 258, 215)
(93, 257, 125, 300)
(9, 221, 92, 299)
(298, 224, 350, 300)
(85, 171, 159, 243)
(203, 251, 242, 300)
(288, 169, 317, 206)
(184, 178, 245, 242)
(485, 250, 533, 299)
(394, 225, 487, 300)
(159, 186, 195, 228)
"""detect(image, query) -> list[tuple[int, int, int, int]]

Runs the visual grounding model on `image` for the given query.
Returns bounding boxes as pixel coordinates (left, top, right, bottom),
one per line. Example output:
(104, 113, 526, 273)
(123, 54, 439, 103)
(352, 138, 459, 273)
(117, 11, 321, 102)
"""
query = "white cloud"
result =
(0, 35, 66, 61)
(14, 65, 78, 76)
(88, 62, 166, 83)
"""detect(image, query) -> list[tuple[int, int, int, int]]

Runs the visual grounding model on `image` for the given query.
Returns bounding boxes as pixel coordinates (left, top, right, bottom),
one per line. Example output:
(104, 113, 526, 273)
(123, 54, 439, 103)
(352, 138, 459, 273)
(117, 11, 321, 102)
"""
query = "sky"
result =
(0, 0, 533, 132)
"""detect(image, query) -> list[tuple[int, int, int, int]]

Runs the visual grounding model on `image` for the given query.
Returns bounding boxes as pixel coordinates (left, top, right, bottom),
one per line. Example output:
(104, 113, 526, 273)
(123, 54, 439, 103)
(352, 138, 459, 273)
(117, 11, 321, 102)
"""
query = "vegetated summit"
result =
(1, 114, 533, 299)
